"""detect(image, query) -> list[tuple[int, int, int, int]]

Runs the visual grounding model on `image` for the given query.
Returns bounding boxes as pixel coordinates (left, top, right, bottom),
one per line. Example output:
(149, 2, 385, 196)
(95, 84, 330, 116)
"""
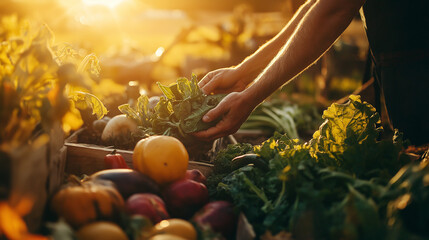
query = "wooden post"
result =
(10, 122, 66, 232)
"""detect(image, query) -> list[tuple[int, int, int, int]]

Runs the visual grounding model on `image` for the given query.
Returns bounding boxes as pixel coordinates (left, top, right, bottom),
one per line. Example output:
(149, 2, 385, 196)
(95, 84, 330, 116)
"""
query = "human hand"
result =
(192, 92, 255, 142)
(198, 67, 250, 95)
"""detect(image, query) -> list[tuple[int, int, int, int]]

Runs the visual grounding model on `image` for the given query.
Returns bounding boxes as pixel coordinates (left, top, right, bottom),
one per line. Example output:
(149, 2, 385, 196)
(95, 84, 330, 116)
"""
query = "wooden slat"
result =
(64, 142, 132, 176)
(64, 130, 214, 176)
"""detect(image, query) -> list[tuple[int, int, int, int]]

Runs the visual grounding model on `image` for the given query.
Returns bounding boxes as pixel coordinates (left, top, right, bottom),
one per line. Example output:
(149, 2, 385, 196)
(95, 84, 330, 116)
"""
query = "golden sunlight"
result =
(81, 0, 125, 9)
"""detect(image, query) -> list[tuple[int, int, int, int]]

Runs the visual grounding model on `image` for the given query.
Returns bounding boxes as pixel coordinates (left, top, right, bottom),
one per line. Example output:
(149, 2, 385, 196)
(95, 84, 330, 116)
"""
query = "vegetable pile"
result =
(208, 95, 427, 239)
(48, 135, 237, 240)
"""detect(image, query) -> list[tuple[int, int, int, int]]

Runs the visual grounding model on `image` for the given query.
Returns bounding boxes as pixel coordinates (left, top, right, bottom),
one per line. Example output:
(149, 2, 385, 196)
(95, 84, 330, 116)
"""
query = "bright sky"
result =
(81, 0, 125, 9)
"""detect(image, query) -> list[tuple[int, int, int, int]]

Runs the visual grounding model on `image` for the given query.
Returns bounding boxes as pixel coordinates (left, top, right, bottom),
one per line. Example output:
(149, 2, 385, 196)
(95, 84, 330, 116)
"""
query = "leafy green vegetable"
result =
(210, 95, 413, 239)
(240, 99, 323, 140)
(382, 161, 429, 239)
(308, 95, 404, 180)
(119, 74, 225, 153)
(206, 143, 253, 197)
(310, 95, 381, 160)
(157, 75, 226, 134)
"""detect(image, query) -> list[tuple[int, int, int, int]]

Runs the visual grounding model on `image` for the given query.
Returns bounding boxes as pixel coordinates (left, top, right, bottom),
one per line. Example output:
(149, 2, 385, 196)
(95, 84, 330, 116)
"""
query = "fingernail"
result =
(203, 115, 210, 122)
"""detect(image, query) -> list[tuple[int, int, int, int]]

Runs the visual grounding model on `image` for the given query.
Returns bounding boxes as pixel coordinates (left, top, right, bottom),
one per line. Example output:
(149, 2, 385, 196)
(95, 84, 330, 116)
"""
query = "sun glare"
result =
(81, 0, 125, 9)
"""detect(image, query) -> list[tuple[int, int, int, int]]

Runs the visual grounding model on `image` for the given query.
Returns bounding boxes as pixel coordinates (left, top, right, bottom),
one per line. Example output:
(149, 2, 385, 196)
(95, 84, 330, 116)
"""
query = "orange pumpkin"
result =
(50, 177, 124, 228)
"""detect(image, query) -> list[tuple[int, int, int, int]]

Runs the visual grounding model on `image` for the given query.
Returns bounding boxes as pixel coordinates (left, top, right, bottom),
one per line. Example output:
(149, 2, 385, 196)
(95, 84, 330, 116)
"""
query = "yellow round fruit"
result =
(133, 135, 189, 185)
(150, 219, 197, 240)
(148, 234, 187, 240)
(76, 222, 128, 240)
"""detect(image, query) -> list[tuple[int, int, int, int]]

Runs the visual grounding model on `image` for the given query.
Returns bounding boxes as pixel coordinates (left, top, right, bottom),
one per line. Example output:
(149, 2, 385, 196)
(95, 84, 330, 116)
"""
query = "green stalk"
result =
(245, 115, 284, 131)
(242, 174, 272, 209)
(241, 121, 273, 130)
(261, 108, 285, 130)
(274, 178, 286, 208)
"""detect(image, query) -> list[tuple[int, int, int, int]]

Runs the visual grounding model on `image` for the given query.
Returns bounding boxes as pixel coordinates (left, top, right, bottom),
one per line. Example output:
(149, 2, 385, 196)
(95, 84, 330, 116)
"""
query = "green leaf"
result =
(310, 95, 381, 160)
(176, 73, 202, 100)
(136, 95, 150, 125)
(157, 81, 177, 100)
(118, 104, 139, 122)
(340, 185, 384, 240)
(179, 94, 225, 133)
(176, 77, 194, 100)
(71, 91, 107, 120)
(154, 96, 173, 119)
(77, 53, 100, 77)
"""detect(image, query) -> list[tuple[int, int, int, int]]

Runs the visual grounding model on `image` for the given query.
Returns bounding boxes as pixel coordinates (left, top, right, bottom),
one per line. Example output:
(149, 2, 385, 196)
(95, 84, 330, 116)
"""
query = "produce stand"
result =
(2, 3, 429, 239)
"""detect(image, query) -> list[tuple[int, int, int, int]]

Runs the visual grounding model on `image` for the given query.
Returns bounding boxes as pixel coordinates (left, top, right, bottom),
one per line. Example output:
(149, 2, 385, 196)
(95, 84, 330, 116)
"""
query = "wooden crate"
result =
(64, 128, 258, 239)
(64, 128, 214, 177)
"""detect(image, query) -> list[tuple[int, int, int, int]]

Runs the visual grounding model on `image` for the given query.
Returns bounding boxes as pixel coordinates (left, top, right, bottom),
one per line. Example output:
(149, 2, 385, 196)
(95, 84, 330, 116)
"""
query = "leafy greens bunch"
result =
(240, 99, 323, 140)
(119, 74, 225, 152)
(212, 95, 415, 239)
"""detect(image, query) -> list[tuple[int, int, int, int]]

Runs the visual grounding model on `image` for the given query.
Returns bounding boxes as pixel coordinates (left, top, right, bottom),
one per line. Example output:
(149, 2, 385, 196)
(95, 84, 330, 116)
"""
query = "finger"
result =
(201, 79, 218, 95)
(198, 71, 215, 88)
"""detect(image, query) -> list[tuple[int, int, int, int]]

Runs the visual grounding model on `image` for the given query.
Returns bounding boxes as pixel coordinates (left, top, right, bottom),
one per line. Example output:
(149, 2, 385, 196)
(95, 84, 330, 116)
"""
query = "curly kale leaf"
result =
(207, 143, 253, 197)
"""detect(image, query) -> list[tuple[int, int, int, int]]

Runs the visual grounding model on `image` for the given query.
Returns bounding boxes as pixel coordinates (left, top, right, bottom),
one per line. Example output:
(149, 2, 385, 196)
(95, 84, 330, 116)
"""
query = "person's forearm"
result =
(236, 0, 317, 79)
(244, 0, 364, 105)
